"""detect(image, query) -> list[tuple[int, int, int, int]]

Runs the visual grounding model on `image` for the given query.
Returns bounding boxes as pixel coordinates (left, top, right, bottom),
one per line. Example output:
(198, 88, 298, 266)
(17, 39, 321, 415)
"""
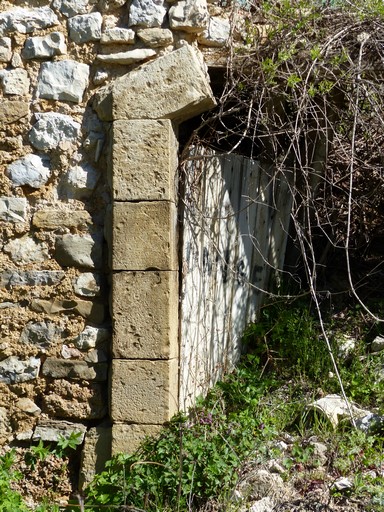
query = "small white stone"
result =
(96, 48, 156, 64)
(100, 27, 135, 45)
(73, 273, 101, 297)
(0, 68, 30, 95)
(61, 344, 82, 359)
(68, 13, 102, 43)
(37, 60, 89, 103)
(371, 335, 384, 353)
(11, 52, 23, 68)
(6, 154, 50, 188)
(198, 16, 230, 47)
(74, 325, 110, 350)
(128, 0, 167, 28)
(64, 162, 100, 199)
(93, 70, 109, 85)
(0, 37, 12, 62)
(3, 236, 49, 264)
(29, 112, 81, 152)
(22, 32, 67, 60)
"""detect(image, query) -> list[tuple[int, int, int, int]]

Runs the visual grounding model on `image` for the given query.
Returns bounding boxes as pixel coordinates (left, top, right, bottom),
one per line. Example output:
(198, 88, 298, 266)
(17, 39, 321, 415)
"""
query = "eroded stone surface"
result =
(94, 45, 215, 121)
(29, 113, 81, 152)
(68, 13, 103, 43)
(0, 7, 59, 36)
(128, 0, 167, 28)
(22, 32, 67, 59)
(110, 359, 178, 423)
(169, 0, 209, 33)
(79, 426, 112, 489)
(37, 60, 90, 103)
(111, 423, 162, 455)
(111, 119, 177, 201)
(6, 154, 51, 188)
(112, 271, 179, 359)
(112, 201, 177, 271)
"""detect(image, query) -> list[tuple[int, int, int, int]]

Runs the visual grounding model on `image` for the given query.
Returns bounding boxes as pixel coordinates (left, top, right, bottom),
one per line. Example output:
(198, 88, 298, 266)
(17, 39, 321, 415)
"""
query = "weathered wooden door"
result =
(179, 148, 292, 408)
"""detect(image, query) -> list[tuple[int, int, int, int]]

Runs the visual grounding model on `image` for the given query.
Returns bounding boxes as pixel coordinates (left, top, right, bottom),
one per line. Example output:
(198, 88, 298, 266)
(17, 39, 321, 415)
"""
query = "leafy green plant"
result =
(0, 451, 29, 512)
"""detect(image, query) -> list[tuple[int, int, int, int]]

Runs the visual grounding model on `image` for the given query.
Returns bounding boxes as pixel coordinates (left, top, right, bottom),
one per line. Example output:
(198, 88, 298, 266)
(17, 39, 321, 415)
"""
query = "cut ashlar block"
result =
(112, 201, 177, 271)
(111, 119, 178, 202)
(112, 271, 179, 359)
(110, 359, 179, 424)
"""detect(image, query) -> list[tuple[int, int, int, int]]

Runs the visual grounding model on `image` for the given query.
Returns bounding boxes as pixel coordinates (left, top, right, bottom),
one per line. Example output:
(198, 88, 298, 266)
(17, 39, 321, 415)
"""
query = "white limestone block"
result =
(73, 273, 101, 297)
(100, 27, 135, 45)
(22, 32, 67, 60)
(0, 68, 30, 96)
(0, 7, 58, 36)
(29, 112, 81, 151)
(64, 162, 100, 198)
(0, 37, 12, 63)
(96, 48, 156, 64)
(68, 13, 103, 43)
(0, 197, 27, 222)
(169, 0, 209, 33)
(52, 0, 89, 17)
(198, 16, 230, 47)
(128, 0, 167, 28)
(0, 356, 40, 384)
(3, 236, 49, 264)
(6, 154, 50, 188)
(37, 60, 90, 103)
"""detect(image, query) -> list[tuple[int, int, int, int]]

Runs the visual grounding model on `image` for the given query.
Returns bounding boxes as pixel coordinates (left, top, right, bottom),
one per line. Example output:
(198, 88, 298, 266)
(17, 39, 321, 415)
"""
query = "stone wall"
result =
(0, 0, 229, 485)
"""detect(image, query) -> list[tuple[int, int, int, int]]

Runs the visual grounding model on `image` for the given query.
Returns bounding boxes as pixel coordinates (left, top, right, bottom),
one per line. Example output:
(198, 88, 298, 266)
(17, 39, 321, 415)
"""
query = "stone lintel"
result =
(112, 271, 179, 359)
(94, 45, 216, 122)
(111, 423, 163, 455)
(111, 119, 178, 202)
(112, 201, 177, 271)
(110, 359, 178, 424)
